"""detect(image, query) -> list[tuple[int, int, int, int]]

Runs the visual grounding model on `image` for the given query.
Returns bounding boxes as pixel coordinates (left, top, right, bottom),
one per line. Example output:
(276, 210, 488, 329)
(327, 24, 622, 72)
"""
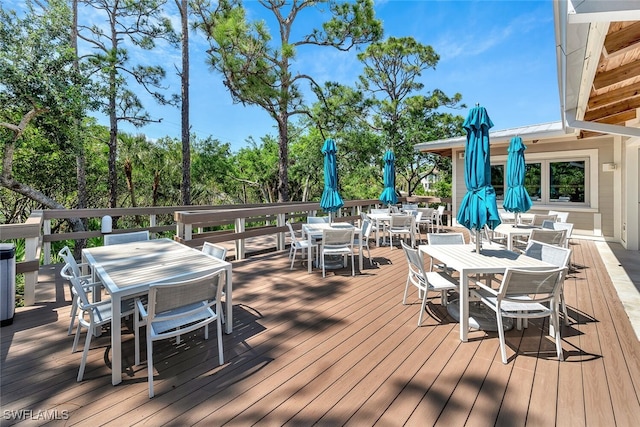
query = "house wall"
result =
(452, 134, 617, 237)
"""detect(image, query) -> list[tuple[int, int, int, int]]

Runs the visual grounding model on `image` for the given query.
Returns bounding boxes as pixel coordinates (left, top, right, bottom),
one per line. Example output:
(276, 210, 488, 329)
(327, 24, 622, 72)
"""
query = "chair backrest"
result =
(531, 214, 557, 226)
(307, 216, 329, 224)
(417, 208, 434, 220)
(401, 241, 427, 283)
(548, 210, 569, 222)
(361, 218, 373, 238)
(390, 214, 413, 229)
(104, 230, 150, 246)
(436, 205, 445, 215)
(427, 232, 465, 245)
(542, 220, 574, 238)
(201, 242, 227, 260)
(58, 246, 82, 278)
(402, 204, 418, 211)
(147, 271, 223, 321)
(322, 228, 354, 248)
(524, 240, 572, 268)
(529, 229, 567, 246)
(390, 206, 400, 213)
(499, 267, 566, 300)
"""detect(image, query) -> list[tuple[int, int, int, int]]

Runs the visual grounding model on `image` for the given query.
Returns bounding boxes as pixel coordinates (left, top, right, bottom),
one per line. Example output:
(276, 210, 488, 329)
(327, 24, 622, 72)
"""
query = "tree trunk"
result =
(179, 0, 191, 206)
(277, 115, 289, 202)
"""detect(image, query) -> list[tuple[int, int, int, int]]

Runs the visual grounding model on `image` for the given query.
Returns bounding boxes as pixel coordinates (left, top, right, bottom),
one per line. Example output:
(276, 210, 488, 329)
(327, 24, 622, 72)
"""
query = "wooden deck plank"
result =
(1, 238, 639, 426)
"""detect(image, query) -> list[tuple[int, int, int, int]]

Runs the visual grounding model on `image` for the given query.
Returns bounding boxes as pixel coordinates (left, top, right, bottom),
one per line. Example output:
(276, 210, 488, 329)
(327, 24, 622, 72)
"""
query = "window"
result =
(491, 165, 504, 200)
(490, 149, 596, 208)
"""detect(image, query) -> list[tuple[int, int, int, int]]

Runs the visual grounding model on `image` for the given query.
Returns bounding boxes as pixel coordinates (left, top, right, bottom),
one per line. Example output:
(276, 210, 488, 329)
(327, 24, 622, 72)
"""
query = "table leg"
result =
(225, 266, 233, 334)
(111, 295, 122, 385)
(308, 233, 313, 274)
(460, 273, 469, 342)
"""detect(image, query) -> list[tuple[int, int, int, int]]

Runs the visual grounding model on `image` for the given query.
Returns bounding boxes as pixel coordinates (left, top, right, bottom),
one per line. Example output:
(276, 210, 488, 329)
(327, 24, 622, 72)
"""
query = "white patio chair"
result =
(524, 240, 572, 325)
(104, 230, 150, 246)
(473, 266, 567, 364)
(320, 228, 355, 277)
(70, 276, 136, 382)
(416, 208, 435, 234)
(426, 232, 465, 273)
(388, 214, 415, 250)
(514, 228, 566, 252)
(548, 210, 569, 223)
(542, 220, 574, 248)
(529, 229, 567, 247)
(353, 218, 374, 267)
(401, 241, 458, 327)
(134, 270, 224, 398)
(530, 214, 557, 227)
(286, 221, 318, 270)
(201, 242, 227, 260)
(58, 246, 100, 335)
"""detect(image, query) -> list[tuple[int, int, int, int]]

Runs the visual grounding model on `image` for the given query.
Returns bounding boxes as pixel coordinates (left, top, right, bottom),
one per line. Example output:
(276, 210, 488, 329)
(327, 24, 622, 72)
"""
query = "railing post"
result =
(43, 219, 51, 264)
(277, 213, 285, 251)
(23, 235, 38, 306)
(235, 217, 245, 260)
(149, 214, 156, 239)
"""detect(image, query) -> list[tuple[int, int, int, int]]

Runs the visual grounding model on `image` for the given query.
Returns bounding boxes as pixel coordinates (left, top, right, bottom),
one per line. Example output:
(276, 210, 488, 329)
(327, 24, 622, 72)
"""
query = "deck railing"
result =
(1, 197, 451, 306)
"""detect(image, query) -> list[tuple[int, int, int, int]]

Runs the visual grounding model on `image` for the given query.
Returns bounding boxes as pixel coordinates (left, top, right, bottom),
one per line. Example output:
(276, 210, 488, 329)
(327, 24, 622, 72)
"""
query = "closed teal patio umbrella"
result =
(457, 105, 501, 252)
(320, 138, 343, 222)
(379, 150, 398, 206)
(503, 136, 532, 224)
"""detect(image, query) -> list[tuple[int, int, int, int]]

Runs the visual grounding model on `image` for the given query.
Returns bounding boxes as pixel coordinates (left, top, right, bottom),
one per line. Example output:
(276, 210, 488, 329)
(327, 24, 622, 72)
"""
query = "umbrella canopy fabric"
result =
(457, 105, 501, 236)
(379, 150, 398, 206)
(320, 138, 344, 214)
(503, 136, 532, 214)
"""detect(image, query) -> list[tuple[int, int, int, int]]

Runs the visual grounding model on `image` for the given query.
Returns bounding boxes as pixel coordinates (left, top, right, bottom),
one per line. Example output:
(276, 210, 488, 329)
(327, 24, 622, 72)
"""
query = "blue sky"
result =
(95, 0, 559, 152)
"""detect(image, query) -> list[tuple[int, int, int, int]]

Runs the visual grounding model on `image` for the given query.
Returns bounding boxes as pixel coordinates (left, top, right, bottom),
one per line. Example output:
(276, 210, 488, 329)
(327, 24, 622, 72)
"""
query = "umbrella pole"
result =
(475, 230, 481, 253)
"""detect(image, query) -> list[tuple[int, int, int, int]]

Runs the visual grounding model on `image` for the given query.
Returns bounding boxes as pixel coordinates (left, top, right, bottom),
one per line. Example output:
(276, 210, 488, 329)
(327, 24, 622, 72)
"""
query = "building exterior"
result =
(416, 0, 640, 251)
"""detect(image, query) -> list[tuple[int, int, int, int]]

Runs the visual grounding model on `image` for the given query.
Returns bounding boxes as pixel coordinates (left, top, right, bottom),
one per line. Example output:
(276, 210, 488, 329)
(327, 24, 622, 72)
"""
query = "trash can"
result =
(1, 243, 16, 326)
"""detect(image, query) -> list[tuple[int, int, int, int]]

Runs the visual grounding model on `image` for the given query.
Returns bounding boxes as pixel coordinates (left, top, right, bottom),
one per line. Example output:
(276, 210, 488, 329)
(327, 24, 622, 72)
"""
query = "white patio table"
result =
(82, 238, 232, 385)
(493, 223, 540, 250)
(418, 244, 553, 342)
(302, 222, 361, 273)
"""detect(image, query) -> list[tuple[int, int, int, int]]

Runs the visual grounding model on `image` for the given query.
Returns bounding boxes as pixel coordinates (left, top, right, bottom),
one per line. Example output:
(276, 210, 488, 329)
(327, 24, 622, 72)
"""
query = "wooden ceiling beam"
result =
(579, 130, 605, 139)
(588, 81, 640, 109)
(584, 96, 640, 121)
(593, 109, 637, 125)
(593, 58, 640, 90)
(604, 21, 640, 55)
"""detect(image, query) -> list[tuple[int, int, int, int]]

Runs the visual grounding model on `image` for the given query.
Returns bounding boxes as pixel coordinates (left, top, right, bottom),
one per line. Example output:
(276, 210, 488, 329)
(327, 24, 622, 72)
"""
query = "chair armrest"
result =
(135, 297, 148, 318)
(473, 280, 499, 296)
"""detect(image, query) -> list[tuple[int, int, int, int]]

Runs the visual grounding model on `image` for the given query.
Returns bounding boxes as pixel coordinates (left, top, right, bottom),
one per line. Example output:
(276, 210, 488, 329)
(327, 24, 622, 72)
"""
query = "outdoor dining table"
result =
(302, 222, 361, 273)
(418, 243, 554, 342)
(81, 238, 232, 385)
(493, 223, 540, 250)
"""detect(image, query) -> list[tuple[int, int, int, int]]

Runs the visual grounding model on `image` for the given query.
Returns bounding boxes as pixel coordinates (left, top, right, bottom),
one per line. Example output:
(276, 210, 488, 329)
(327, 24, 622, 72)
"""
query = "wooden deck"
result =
(2, 236, 640, 426)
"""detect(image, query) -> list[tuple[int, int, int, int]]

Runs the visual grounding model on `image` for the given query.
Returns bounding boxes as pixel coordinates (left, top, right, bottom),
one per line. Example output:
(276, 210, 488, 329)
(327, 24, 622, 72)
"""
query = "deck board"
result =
(1, 237, 639, 426)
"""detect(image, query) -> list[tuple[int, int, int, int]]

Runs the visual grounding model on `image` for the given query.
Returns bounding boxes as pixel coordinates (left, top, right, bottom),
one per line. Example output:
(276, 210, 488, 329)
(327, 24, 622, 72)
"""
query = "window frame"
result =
(491, 149, 598, 209)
